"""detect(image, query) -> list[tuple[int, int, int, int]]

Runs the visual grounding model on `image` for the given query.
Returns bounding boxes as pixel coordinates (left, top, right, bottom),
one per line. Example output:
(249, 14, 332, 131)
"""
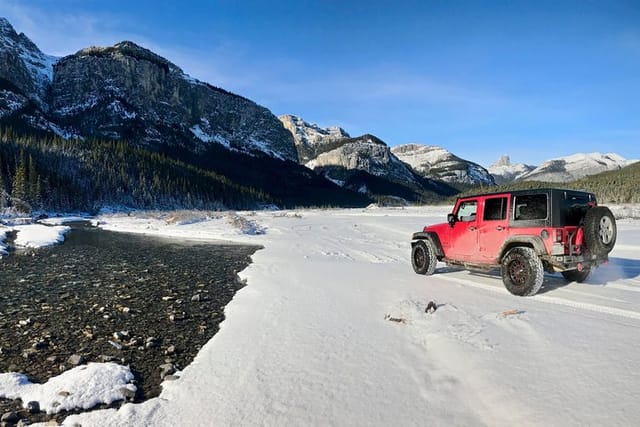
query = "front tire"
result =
(501, 247, 544, 296)
(561, 267, 591, 283)
(412, 240, 437, 275)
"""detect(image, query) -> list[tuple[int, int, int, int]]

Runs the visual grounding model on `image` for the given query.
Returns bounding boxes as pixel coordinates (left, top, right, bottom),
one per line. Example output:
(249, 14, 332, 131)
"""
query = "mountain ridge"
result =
(391, 143, 495, 187)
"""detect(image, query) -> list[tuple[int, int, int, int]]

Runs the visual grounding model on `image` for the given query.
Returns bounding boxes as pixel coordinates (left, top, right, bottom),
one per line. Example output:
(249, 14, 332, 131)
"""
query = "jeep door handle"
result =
(469, 226, 477, 231)
(496, 226, 505, 231)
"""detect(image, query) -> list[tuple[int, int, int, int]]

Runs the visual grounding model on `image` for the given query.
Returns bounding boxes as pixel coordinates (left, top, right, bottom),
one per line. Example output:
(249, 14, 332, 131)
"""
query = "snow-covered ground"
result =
(25, 204, 635, 426)
(0, 363, 136, 414)
(12, 224, 70, 249)
(0, 220, 72, 257)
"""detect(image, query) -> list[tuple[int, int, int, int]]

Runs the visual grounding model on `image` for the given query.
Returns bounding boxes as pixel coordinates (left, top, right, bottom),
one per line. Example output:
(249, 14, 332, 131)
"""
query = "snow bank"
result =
(13, 224, 70, 248)
(0, 363, 136, 414)
(94, 211, 264, 241)
(39, 216, 90, 225)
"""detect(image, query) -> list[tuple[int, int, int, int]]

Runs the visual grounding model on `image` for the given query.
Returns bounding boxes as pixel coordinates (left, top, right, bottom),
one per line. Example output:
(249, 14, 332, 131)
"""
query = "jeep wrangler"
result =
(411, 189, 617, 296)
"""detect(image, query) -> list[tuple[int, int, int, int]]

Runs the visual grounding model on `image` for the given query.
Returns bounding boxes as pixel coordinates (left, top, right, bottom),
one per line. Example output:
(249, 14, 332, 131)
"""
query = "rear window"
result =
(484, 197, 507, 221)
(562, 192, 595, 225)
(514, 194, 547, 220)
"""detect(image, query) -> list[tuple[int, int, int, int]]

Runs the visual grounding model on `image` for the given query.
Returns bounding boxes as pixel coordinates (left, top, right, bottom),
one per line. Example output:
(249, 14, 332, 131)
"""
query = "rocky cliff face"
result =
(279, 114, 350, 162)
(391, 144, 495, 186)
(0, 18, 297, 162)
(307, 135, 416, 184)
(50, 42, 297, 160)
(278, 114, 457, 201)
(301, 133, 456, 200)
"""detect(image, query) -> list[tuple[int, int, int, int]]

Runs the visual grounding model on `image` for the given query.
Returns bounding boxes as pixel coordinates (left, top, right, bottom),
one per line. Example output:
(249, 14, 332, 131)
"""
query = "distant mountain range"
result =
(0, 17, 636, 211)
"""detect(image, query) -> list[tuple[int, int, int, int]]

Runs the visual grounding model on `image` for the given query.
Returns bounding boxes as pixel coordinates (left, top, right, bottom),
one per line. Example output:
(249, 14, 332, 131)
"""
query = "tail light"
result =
(575, 227, 584, 246)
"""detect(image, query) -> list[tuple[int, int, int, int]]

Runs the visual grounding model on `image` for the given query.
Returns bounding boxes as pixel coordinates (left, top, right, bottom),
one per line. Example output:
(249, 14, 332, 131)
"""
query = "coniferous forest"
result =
(0, 128, 272, 213)
(0, 127, 373, 213)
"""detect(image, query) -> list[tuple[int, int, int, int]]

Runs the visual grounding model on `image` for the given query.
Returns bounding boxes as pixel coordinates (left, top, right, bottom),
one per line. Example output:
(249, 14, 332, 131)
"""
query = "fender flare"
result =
(411, 231, 445, 258)
(498, 235, 546, 261)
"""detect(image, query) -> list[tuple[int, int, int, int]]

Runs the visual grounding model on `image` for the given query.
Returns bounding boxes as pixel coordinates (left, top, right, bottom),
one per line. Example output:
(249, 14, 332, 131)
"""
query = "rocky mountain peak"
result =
(73, 41, 181, 74)
(279, 114, 350, 162)
(0, 16, 57, 105)
(492, 155, 511, 167)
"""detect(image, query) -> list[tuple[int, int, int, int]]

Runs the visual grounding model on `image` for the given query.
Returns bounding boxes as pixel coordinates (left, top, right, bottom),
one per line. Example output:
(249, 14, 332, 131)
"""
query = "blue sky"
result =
(2, 0, 639, 167)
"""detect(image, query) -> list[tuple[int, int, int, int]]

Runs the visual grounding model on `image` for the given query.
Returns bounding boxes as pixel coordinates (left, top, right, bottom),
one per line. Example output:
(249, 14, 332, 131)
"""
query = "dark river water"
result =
(0, 224, 260, 424)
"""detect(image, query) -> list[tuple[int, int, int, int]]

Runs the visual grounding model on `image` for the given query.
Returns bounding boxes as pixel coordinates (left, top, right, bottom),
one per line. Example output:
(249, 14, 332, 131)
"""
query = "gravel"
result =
(0, 225, 259, 425)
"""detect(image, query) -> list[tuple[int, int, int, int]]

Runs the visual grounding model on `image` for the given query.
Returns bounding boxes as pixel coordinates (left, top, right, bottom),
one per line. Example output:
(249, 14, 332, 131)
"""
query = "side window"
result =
(457, 200, 477, 222)
(483, 197, 507, 221)
(514, 194, 547, 220)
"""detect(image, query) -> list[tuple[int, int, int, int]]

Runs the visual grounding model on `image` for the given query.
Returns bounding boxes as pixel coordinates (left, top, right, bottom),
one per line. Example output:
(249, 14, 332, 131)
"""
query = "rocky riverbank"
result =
(0, 225, 259, 425)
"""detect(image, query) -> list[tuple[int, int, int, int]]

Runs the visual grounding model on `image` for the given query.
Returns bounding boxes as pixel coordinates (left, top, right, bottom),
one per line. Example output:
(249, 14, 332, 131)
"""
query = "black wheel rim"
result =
(509, 259, 529, 285)
(414, 246, 426, 268)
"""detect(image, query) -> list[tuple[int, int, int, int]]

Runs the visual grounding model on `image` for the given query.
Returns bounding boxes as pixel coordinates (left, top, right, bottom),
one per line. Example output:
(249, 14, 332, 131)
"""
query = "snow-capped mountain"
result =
(391, 144, 495, 186)
(279, 114, 350, 162)
(488, 155, 535, 184)
(0, 18, 297, 161)
(303, 134, 456, 200)
(0, 17, 57, 108)
(515, 152, 638, 183)
(307, 135, 415, 184)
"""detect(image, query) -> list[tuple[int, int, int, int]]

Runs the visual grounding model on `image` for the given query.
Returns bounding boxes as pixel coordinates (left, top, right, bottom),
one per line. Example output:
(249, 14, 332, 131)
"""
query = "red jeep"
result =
(411, 189, 617, 296)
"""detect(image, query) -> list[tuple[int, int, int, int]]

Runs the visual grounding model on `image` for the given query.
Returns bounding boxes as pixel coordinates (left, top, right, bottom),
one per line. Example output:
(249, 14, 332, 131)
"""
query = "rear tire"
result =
(561, 267, 591, 283)
(501, 247, 544, 296)
(412, 240, 437, 275)
(583, 206, 616, 256)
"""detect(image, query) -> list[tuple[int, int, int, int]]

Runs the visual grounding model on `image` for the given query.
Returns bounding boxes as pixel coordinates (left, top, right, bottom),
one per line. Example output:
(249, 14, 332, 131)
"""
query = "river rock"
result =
(67, 354, 84, 366)
(159, 363, 176, 379)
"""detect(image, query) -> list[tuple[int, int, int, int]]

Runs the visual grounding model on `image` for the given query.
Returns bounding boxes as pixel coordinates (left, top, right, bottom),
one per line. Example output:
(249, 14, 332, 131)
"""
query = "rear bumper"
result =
(543, 253, 608, 272)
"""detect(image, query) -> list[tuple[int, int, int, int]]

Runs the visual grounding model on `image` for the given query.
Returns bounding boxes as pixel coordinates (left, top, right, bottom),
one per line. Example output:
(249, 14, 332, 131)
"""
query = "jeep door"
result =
(477, 195, 509, 263)
(449, 199, 479, 261)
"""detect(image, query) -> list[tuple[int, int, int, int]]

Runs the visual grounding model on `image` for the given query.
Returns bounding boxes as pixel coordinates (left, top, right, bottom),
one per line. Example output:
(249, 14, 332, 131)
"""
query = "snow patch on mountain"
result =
(518, 152, 637, 183)
(392, 144, 495, 186)
(0, 89, 28, 118)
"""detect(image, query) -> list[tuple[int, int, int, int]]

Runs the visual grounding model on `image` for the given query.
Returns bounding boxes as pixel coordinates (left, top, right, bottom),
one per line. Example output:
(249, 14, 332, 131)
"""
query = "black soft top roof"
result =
(457, 188, 596, 201)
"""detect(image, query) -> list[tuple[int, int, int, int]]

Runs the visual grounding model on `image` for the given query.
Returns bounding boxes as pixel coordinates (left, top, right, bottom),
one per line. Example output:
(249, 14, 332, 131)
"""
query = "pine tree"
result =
(27, 154, 40, 208)
(12, 150, 29, 212)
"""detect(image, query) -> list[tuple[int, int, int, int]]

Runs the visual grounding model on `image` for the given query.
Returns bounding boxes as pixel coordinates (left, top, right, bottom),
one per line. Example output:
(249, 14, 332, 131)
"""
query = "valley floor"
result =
(26, 206, 640, 425)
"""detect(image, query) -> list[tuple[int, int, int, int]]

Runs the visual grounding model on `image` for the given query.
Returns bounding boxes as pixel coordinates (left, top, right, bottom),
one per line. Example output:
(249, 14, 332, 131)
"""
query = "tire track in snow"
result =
(436, 273, 640, 321)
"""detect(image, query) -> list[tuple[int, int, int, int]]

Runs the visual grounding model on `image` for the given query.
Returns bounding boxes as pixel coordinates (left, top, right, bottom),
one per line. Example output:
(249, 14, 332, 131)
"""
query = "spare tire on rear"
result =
(583, 206, 616, 256)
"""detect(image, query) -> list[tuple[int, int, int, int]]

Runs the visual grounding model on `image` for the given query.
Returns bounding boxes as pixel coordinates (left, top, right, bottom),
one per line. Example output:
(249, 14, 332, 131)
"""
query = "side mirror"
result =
(447, 213, 457, 227)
